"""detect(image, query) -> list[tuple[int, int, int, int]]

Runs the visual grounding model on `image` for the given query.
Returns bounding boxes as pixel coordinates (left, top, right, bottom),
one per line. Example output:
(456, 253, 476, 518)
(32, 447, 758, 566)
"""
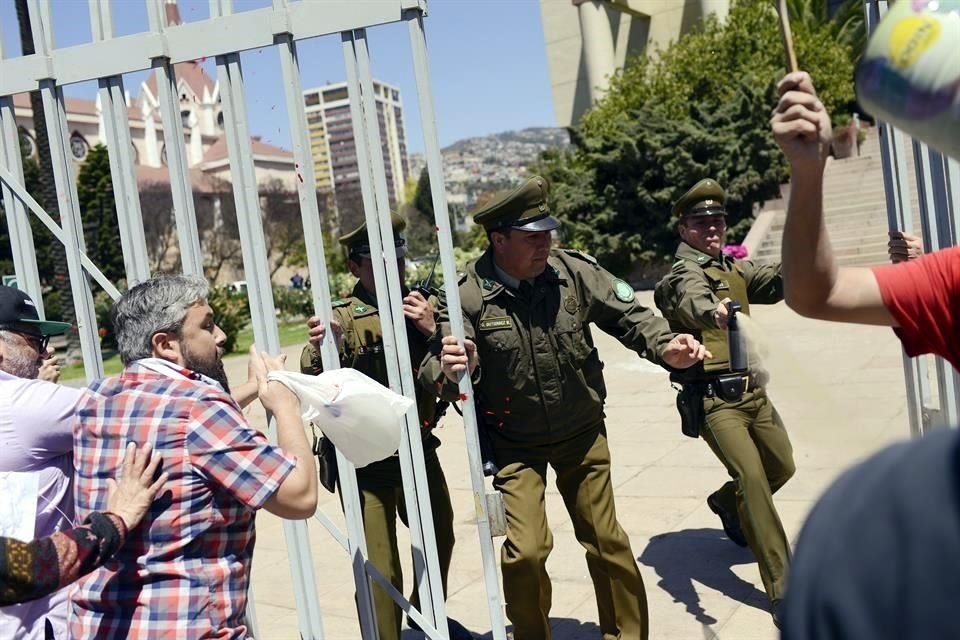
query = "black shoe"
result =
(408, 616, 475, 639)
(707, 494, 748, 547)
(771, 598, 783, 629)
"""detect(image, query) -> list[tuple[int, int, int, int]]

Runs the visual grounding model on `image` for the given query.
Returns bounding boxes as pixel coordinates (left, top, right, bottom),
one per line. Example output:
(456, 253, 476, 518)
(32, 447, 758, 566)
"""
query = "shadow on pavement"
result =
(638, 527, 768, 626)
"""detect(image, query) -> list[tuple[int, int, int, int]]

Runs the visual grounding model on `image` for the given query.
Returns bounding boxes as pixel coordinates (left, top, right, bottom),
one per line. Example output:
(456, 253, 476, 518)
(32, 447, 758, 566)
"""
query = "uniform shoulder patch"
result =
(613, 278, 635, 303)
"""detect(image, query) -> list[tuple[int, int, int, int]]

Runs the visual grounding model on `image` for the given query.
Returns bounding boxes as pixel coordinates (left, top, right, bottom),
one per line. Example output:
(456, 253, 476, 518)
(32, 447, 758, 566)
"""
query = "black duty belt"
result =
(678, 373, 760, 401)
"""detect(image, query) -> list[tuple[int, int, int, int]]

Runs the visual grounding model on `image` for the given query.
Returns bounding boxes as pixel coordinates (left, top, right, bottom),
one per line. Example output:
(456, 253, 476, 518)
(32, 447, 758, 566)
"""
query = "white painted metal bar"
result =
(406, 8, 509, 638)
(25, 0, 104, 379)
(865, 0, 935, 436)
(0, 98, 45, 310)
(148, 0, 203, 276)
(343, 29, 447, 639)
(89, 1, 151, 286)
(273, 23, 379, 638)
(210, 0, 324, 629)
(351, 29, 447, 631)
(0, 167, 122, 300)
(0, 2, 409, 96)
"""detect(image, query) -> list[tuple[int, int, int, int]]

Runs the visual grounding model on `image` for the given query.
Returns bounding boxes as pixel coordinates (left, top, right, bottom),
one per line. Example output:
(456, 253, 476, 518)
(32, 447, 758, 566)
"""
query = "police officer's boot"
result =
(707, 493, 748, 547)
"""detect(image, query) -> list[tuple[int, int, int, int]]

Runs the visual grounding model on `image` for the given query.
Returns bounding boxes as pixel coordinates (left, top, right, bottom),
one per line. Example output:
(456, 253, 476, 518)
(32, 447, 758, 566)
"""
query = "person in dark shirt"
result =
(781, 428, 960, 640)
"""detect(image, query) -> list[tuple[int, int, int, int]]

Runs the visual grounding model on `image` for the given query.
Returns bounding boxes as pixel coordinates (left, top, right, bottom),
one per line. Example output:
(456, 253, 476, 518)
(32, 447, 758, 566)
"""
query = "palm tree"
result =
(786, 0, 867, 60)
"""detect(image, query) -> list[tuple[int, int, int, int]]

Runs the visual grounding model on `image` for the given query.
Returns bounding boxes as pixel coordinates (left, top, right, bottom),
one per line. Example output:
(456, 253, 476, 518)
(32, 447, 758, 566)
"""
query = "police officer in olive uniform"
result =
(653, 179, 795, 625)
(419, 176, 710, 640)
(299, 214, 472, 640)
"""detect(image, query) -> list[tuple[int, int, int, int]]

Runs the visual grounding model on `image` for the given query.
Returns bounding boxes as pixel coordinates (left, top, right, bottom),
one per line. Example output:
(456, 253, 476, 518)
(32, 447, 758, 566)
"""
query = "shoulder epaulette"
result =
(560, 248, 598, 266)
(331, 299, 350, 308)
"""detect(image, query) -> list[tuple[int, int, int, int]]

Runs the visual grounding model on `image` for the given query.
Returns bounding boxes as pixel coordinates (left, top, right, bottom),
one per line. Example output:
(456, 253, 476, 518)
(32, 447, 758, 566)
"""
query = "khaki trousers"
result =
(493, 424, 648, 640)
(701, 388, 795, 600)
(353, 451, 455, 640)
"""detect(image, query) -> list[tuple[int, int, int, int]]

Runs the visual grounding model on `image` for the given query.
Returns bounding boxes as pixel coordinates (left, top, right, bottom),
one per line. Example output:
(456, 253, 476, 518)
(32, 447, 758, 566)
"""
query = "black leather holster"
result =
(312, 433, 338, 494)
(676, 384, 705, 439)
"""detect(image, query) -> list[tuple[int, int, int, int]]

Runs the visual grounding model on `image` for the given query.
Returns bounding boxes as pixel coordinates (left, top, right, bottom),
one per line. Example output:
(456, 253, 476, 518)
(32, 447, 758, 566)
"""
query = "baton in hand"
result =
(777, 0, 799, 73)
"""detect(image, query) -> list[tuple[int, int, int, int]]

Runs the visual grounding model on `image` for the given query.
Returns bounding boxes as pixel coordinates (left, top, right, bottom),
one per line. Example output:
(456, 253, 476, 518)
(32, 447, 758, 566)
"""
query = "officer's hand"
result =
(771, 71, 832, 172)
(661, 334, 711, 370)
(306, 315, 343, 351)
(888, 231, 923, 263)
(713, 297, 732, 330)
(37, 347, 61, 383)
(403, 291, 436, 336)
(440, 336, 478, 381)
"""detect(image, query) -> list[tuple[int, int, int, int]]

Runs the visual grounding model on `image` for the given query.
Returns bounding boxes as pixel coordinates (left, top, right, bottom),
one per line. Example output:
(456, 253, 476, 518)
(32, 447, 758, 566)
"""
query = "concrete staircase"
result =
(751, 130, 920, 266)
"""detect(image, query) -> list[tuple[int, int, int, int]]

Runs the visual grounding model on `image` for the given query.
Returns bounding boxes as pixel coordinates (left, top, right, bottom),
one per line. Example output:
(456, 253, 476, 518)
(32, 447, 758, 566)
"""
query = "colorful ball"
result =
(856, 0, 960, 159)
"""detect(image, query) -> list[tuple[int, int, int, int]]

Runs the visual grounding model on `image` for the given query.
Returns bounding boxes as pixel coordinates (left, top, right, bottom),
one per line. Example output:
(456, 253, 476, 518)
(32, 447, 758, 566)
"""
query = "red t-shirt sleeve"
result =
(872, 246, 960, 367)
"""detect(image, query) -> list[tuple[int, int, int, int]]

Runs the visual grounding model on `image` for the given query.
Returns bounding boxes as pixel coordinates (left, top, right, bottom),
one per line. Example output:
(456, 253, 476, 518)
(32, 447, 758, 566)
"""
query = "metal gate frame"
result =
(865, 0, 960, 435)
(0, 1, 508, 638)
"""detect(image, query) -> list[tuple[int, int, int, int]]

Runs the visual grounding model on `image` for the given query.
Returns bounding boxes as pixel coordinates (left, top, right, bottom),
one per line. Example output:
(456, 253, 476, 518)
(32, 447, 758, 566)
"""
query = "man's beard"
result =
(0, 350, 40, 380)
(182, 344, 230, 394)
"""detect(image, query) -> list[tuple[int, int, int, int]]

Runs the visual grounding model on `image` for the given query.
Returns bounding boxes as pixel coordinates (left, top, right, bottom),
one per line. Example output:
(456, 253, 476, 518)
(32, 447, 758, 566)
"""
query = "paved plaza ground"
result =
(229, 291, 912, 640)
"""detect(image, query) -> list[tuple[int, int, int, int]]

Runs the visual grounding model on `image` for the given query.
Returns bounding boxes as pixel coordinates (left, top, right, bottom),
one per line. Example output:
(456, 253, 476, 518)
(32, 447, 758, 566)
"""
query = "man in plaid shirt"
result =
(69, 275, 317, 639)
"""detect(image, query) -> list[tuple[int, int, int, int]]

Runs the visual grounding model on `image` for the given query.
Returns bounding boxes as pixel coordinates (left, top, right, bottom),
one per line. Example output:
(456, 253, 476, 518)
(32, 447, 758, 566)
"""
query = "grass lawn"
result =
(60, 321, 309, 382)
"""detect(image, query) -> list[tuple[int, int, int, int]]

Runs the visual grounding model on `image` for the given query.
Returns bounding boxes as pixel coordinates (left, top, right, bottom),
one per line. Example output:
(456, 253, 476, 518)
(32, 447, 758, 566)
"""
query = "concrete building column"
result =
(574, 0, 617, 104)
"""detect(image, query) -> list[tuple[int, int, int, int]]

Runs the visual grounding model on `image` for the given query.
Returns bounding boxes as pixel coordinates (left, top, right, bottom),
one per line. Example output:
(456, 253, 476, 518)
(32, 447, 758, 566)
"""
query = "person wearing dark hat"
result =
(420, 176, 710, 640)
(0, 285, 84, 638)
(299, 214, 472, 640)
(654, 178, 794, 626)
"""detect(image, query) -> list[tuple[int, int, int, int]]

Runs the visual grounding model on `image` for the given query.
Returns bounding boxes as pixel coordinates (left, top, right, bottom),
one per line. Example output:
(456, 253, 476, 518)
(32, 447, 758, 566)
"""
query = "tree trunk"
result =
(15, 0, 81, 365)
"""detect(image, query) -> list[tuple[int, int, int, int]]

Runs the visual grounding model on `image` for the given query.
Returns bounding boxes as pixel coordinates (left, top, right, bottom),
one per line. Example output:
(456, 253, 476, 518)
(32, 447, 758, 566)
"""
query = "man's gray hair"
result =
(112, 274, 210, 365)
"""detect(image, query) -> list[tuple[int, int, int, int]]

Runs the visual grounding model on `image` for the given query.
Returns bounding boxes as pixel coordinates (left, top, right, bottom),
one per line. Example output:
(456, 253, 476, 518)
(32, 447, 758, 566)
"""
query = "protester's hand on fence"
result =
(714, 297, 732, 330)
(107, 442, 168, 531)
(403, 291, 436, 336)
(661, 334, 711, 370)
(306, 316, 343, 351)
(37, 347, 61, 383)
(772, 71, 832, 170)
(251, 349, 299, 415)
(440, 336, 478, 382)
(889, 231, 923, 263)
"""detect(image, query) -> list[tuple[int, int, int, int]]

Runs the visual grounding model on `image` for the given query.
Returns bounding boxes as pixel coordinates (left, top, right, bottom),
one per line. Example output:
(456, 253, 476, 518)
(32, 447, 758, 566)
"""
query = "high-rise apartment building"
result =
(303, 80, 409, 231)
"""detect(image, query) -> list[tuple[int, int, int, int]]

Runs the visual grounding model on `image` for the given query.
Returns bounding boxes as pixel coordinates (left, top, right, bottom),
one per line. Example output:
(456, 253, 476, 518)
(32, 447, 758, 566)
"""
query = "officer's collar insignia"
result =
(354, 304, 368, 313)
(482, 278, 495, 291)
(613, 278, 635, 303)
(563, 295, 579, 314)
(697, 255, 708, 263)
(479, 316, 512, 331)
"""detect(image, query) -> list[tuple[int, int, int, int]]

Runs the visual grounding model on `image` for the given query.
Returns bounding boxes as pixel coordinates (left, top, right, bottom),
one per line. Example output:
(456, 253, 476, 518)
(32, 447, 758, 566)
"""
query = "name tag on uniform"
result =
(479, 316, 512, 331)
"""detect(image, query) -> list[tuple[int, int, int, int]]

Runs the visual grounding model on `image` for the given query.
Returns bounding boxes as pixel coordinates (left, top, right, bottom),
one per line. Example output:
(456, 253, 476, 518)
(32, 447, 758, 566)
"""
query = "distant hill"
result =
(442, 127, 570, 154)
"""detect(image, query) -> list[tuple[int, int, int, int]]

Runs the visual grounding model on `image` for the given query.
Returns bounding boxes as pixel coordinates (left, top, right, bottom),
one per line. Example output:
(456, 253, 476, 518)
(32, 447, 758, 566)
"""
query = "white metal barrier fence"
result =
(0, 1, 507, 638)
(865, 0, 960, 436)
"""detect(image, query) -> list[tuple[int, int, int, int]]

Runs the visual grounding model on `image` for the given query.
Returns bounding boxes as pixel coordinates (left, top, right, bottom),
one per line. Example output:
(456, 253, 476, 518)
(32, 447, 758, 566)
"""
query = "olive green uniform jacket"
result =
(420, 247, 677, 445)
(654, 242, 783, 380)
(300, 282, 442, 441)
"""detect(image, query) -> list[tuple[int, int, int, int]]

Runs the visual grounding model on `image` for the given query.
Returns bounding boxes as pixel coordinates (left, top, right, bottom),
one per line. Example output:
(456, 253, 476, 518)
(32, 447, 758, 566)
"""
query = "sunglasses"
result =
(0, 327, 50, 353)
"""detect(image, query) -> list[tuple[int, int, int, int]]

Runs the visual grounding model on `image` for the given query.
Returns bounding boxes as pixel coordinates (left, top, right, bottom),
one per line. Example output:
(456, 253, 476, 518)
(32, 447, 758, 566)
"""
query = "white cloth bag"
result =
(266, 369, 412, 468)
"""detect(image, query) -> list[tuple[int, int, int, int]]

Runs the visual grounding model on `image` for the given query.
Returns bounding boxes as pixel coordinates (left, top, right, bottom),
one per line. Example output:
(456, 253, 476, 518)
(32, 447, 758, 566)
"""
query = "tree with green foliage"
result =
(538, 0, 855, 275)
(76, 144, 126, 283)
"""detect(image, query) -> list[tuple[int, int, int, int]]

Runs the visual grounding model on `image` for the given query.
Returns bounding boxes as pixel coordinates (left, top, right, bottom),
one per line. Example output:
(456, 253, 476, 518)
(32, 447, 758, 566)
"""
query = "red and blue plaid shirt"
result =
(69, 359, 296, 639)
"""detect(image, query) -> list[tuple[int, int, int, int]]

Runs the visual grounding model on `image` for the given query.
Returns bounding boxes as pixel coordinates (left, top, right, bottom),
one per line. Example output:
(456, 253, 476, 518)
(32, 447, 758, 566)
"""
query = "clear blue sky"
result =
(0, 0, 558, 153)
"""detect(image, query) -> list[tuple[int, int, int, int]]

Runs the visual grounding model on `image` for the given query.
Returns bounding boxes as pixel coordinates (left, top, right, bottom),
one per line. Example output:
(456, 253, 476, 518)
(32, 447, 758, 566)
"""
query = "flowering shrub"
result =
(722, 244, 748, 259)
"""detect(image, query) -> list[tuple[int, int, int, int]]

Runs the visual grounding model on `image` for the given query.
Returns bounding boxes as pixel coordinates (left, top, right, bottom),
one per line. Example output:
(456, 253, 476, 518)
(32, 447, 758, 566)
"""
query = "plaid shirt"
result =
(69, 359, 296, 639)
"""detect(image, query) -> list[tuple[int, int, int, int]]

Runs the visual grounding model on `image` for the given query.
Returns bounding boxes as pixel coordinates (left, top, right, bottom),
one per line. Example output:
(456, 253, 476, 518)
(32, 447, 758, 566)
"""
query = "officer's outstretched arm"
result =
(654, 268, 723, 331)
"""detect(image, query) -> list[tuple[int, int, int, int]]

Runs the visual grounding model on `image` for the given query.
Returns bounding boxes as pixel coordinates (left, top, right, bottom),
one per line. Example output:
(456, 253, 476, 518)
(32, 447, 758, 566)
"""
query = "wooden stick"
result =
(777, 0, 799, 73)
